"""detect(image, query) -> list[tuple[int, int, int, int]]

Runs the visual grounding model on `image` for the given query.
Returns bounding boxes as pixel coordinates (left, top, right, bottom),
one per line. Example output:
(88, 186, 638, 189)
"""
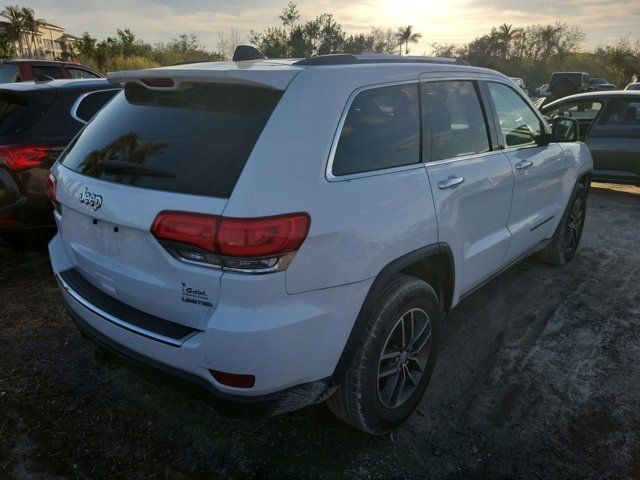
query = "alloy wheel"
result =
(377, 308, 432, 409)
(564, 195, 585, 254)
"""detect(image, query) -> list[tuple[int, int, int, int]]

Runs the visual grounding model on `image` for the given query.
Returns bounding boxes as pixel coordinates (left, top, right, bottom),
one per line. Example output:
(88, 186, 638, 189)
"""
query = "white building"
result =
(0, 21, 78, 60)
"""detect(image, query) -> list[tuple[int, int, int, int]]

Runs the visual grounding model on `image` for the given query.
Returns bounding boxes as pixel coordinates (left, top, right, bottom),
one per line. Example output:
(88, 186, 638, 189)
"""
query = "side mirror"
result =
(551, 116, 579, 142)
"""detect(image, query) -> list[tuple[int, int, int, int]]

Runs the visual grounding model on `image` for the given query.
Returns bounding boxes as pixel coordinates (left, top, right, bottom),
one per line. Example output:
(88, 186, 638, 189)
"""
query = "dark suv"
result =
(0, 59, 103, 83)
(549, 72, 590, 101)
(0, 79, 119, 247)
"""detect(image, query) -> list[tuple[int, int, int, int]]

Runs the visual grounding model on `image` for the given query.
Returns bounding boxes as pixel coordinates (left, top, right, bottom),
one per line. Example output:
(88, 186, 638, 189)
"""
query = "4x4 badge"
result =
(78, 187, 103, 211)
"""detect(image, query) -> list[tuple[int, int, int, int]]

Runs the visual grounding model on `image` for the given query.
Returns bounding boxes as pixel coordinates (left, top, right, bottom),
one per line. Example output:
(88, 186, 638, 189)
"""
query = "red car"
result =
(0, 59, 103, 83)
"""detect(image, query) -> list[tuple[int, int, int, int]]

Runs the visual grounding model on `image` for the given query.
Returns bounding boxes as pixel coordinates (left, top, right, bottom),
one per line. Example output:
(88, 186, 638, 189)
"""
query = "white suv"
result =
(48, 52, 592, 434)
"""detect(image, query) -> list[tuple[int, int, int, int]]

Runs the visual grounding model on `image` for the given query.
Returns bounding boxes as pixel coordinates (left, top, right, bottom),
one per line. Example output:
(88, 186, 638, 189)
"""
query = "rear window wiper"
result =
(93, 160, 176, 178)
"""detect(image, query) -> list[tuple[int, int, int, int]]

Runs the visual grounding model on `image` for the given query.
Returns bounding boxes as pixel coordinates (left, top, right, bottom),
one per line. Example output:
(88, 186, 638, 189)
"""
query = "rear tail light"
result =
(0, 145, 54, 171)
(151, 211, 310, 273)
(46, 172, 57, 204)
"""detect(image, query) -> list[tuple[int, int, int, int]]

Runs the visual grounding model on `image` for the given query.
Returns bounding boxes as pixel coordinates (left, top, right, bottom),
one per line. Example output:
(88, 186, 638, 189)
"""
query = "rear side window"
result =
(68, 68, 100, 79)
(487, 82, 542, 148)
(332, 84, 420, 176)
(547, 100, 602, 121)
(61, 84, 282, 198)
(598, 99, 640, 126)
(421, 81, 490, 162)
(32, 65, 64, 80)
(0, 64, 21, 83)
(74, 89, 119, 123)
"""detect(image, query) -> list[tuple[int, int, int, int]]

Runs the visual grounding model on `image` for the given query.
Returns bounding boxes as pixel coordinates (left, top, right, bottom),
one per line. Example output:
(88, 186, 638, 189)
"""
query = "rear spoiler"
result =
(106, 65, 301, 91)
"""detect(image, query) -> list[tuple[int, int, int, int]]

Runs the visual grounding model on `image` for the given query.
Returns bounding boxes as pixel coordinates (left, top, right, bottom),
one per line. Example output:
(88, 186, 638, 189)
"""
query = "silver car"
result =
(542, 91, 640, 186)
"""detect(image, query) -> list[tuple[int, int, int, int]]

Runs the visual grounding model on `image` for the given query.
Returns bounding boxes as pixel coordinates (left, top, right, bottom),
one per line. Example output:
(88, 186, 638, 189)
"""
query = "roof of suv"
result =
(107, 54, 503, 91)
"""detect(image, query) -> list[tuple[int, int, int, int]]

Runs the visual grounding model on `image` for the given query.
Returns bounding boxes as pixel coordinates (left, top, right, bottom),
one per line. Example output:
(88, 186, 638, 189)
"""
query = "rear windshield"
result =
(61, 83, 282, 198)
(0, 91, 48, 135)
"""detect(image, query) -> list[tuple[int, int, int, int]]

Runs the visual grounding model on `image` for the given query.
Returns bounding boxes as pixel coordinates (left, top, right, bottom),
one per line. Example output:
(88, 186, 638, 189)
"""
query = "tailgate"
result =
(51, 80, 284, 330)
(54, 166, 226, 330)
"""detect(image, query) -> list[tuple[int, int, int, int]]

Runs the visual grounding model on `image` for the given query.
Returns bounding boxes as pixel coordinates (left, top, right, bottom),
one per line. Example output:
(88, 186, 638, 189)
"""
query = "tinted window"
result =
(0, 91, 49, 135)
(75, 89, 119, 122)
(547, 100, 602, 121)
(0, 64, 21, 83)
(32, 65, 64, 80)
(421, 81, 490, 162)
(488, 82, 542, 148)
(61, 84, 282, 199)
(69, 68, 100, 79)
(549, 73, 586, 97)
(332, 83, 419, 176)
(599, 99, 640, 126)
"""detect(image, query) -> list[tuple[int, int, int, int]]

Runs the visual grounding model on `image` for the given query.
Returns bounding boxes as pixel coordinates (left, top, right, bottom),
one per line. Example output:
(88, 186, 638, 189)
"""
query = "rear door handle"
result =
(515, 160, 533, 170)
(438, 175, 465, 189)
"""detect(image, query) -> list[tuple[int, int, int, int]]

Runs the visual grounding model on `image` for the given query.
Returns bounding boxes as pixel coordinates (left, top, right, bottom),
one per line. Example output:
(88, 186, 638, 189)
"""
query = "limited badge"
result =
(180, 282, 212, 307)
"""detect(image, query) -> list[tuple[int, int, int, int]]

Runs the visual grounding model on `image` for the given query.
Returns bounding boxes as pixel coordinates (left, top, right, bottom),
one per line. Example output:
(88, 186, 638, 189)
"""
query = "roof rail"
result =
(293, 54, 468, 67)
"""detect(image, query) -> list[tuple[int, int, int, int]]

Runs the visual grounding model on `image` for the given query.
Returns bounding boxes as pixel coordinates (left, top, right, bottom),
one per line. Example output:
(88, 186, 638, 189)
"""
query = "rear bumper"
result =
(64, 303, 333, 419)
(49, 234, 373, 415)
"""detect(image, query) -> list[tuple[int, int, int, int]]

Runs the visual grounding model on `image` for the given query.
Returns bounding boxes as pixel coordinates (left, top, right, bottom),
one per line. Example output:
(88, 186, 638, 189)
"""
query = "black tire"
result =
(326, 274, 441, 434)
(536, 182, 587, 266)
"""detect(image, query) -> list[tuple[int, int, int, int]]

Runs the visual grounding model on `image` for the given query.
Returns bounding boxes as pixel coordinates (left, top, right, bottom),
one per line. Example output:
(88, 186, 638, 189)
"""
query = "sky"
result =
(22, 0, 640, 54)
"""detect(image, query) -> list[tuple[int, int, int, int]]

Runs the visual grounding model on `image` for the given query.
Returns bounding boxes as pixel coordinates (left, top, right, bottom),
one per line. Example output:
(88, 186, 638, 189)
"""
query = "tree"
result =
(153, 34, 223, 65)
(278, 2, 300, 27)
(0, 31, 16, 58)
(216, 29, 242, 60)
(250, 3, 347, 58)
(20, 7, 45, 58)
(396, 25, 421, 55)
(496, 23, 522, 59)
(1, 5, 25, 56)
(75, 32, 97, 61)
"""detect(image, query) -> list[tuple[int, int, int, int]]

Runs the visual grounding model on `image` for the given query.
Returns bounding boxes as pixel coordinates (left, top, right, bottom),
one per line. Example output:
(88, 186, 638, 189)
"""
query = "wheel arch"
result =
(578, 170, 592, 189)
(331, 243, 454, 383)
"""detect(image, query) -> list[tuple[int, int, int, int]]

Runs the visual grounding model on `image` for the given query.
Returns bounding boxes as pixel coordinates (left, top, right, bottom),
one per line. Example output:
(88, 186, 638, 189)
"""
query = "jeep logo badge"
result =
(78, 187, 103, 211)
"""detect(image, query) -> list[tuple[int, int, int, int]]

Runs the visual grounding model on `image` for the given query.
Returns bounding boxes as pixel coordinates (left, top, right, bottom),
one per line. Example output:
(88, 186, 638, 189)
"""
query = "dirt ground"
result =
(1, 182, 640, 479)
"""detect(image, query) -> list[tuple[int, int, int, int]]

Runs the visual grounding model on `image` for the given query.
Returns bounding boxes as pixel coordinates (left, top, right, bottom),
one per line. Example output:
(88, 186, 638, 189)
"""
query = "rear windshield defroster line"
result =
(61, 83, 283, 199)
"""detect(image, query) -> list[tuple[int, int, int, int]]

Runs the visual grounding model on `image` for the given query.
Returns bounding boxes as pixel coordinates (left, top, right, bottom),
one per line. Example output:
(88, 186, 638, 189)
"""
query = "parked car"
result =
(0, 79, 120, 248)
(48, 51, 592, 434)
(0, 59, 103, 83)
(589, 77, 616, 91)
(548, 71, 590, 100)
(509, 77, 529, 95)
(535, 83, 550, 97)
(541, 91, 640, 186)
(625, 82, 640, 91)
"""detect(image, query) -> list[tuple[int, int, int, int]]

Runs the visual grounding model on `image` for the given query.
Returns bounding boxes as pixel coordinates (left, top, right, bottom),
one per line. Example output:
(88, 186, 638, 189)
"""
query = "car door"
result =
(585, 96, 640, 182)
(421, 78, 514, 297)
(542, 97, 604, 141)
(484, 81, 568, 264)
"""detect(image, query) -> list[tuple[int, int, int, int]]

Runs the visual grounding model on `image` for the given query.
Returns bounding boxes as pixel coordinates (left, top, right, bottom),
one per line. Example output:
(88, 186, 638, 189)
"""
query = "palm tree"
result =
(496, 23, 521, 59)
(1, 5, 25, 57)
(396, 25, 422, 55)
(536, 24, 563, 60)
(21, 7, 46, 59)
